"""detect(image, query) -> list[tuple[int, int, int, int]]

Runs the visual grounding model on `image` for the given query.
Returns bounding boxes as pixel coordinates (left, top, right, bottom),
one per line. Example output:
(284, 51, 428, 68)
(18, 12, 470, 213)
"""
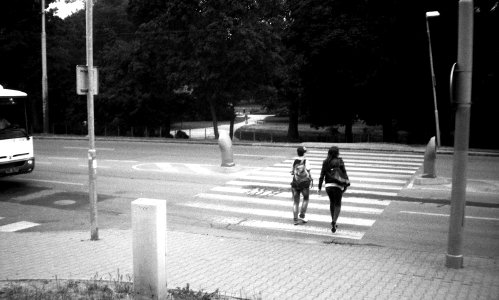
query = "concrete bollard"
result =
(132, 198, 167, 300)
(218, 131, 235, 167)
(422, 136, 437, 178)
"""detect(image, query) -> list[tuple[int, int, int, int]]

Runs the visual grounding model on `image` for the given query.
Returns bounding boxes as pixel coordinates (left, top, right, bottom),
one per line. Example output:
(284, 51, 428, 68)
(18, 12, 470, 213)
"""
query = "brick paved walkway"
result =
(1, 229, 498, 299)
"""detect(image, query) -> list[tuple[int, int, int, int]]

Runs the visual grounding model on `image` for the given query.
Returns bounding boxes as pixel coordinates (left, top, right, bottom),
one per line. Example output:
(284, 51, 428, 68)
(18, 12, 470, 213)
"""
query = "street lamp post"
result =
(41, 0, 49, 133)
(426, 11, 441, 147)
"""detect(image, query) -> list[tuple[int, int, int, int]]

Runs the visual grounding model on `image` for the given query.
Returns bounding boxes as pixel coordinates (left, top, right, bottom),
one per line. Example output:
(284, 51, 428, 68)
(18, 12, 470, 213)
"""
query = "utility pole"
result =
(41, 0, 49, 133)
(446, 0, 474, 269)
(425, 11, 441, 147)
(86, 0, 98, 241)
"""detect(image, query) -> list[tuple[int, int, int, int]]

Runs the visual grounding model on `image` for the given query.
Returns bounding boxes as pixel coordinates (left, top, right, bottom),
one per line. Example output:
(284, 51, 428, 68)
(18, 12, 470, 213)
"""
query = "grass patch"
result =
(0, 272, 261, 300)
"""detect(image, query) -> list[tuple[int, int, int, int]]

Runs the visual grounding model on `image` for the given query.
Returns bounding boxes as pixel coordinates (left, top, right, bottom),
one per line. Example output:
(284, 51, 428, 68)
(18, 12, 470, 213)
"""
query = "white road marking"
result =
(308, 150, 424, 159)
(258, 169, 412, 179)
(35, 161, 52, 165)
(226, 180, 403, 191)
(183, 202, 376, 226)
(400, 211, 499, 221)
(13, 178, 84, 186)
(210, 186, 392, 205)
(0, 221, 40, 232)
(78, 164, 111, 169)
(239, 174, 407, 185)
(284, 159, 422, 167)
(196, 193, 384, 214)
(185, 164, 211, 174)
(234, 154, 287, 158)
(102, 159, 139, 163)
(211, 217, 364, 239)
(64, 146, 115, 151)
(273, 163, 419, 172)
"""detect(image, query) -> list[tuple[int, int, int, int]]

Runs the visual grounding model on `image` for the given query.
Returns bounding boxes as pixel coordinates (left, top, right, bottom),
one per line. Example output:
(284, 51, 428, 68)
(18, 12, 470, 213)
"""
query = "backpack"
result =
(292, 159, 312, 189)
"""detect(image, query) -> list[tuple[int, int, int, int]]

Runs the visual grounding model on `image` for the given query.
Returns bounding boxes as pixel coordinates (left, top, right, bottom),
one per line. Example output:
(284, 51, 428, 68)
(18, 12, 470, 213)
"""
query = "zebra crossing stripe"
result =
(210, 217, 364, 239)
(227, 180, 403, 191)
(0, 221, 40, 232)
(305, 154, 424, 163)
(265, 166, 417, 175)
(283, 159, 422, 167)
(226, 180, 400, 195)
(273, 163, 419, 171)
(239, 174, 407, 185)
(182, 202, 376, 226)
(196, 193, 384, 214)
(307, 150, 424, 159)
(210, 186, 392, 206)
(258, 169, 412, 179)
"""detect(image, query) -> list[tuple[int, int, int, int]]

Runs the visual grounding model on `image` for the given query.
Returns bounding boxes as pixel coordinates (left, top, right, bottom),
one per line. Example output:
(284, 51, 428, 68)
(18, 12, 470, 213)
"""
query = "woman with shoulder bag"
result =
(317, 146, 350, 233)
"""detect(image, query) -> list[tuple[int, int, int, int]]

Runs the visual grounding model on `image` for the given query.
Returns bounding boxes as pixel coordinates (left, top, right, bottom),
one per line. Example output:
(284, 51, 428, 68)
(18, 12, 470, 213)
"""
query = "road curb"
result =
(33, 134, 499, 157)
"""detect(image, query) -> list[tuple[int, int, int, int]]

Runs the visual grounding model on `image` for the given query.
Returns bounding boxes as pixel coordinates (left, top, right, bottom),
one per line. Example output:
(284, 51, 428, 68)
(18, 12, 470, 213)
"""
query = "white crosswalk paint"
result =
(181, 149, 423, 241)
(307, 150, 424, 159)
(196, 193, 384, 214)
(284, 159, 422, 167)
(273, 163, 419, 172)
(217, 186, 391, 205)
(257, 169, 412, 179)
(0, 221, 40, 232)
(210, 217, 364, 239)
(239, 174, 407, 185)
(265, 166, 416, 175)
(183, 202, 376, 226)
(227, 180, 404, 191)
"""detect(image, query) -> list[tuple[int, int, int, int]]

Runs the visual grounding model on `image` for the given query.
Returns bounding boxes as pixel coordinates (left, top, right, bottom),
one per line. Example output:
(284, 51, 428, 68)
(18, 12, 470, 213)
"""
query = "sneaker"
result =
(294, 219, 300, 225)
(299, 217, 308, 223)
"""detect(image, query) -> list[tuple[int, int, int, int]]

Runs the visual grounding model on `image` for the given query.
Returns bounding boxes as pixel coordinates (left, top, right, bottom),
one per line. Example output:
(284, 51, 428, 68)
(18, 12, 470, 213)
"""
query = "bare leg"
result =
(292, 188, 300, 221)
(299, 188, 309, 218)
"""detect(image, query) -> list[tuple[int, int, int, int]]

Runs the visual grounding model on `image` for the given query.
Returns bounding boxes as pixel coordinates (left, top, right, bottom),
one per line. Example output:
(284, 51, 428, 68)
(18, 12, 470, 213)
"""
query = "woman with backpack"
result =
(290, 146, 312, 225)
(318, 146, 350, 233)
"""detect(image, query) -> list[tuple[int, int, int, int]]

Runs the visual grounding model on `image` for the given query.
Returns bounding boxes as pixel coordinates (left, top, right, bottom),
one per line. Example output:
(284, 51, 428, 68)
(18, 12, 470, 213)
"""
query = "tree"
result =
(0, 0, 58, 131)
(126, 0, 284, 139)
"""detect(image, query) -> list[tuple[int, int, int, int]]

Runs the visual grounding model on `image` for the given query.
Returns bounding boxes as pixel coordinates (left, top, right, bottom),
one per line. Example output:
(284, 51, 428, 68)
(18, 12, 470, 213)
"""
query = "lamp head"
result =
(426, 11, 440, 18)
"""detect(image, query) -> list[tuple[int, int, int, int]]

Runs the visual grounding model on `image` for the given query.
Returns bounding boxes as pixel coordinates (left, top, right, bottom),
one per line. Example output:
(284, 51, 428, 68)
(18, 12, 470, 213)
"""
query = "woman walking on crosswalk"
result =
(318, 146, 350, 233)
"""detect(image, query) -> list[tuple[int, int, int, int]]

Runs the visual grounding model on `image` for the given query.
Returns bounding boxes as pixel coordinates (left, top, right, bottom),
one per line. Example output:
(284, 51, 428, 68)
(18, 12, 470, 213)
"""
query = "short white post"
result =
(132, 198, 167, 299)
(218, 131, 235, 167)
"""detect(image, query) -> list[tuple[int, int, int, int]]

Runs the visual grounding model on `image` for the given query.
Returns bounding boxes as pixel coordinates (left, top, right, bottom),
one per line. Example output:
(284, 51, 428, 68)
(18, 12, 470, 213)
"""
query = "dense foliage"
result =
(1, 0, 497, 147)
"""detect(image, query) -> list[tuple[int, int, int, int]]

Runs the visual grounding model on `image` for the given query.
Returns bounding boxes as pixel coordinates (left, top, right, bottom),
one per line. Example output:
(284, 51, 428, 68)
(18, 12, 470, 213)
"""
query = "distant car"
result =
(175, 130, 189, 139)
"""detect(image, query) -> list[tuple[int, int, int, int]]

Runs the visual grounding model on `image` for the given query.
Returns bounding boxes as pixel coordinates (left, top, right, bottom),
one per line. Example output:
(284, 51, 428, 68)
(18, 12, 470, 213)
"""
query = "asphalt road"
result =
(1, 138, 498, 258)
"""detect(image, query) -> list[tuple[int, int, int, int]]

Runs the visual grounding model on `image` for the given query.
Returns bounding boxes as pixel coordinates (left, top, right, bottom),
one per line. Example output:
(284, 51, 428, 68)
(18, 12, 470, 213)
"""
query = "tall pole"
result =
(41, 0, 49, 133)
(426, 11, 441, 147)
(446, 0, 473, 269)
(86, 0, 98, 240)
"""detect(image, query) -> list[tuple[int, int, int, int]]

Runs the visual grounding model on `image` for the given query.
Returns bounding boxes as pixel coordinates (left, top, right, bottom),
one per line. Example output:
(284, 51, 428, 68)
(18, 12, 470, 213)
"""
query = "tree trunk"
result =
(208, 97, 219, 139)
(287, 97, 300, 142)
(382, 117, 394, 142)
(229, 103, 235, 139)
(345, 121, 353, 143)
(229, 118, 234, 140)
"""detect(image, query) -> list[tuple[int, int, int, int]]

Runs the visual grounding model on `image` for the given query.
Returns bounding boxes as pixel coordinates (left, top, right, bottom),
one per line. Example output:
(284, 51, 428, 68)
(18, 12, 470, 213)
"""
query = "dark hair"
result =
(325, 146, 339, 166)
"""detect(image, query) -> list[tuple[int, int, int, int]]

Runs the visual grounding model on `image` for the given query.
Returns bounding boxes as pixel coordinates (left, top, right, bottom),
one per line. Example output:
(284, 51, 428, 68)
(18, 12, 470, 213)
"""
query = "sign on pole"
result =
(76, 65, 99, 95)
